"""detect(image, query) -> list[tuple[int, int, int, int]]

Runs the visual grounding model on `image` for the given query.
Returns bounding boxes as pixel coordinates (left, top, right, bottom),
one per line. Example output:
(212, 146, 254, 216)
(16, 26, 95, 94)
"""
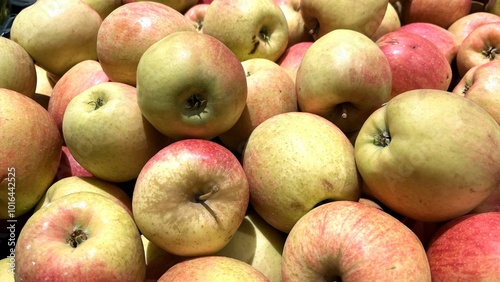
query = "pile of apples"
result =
(1, 0, 500, 281)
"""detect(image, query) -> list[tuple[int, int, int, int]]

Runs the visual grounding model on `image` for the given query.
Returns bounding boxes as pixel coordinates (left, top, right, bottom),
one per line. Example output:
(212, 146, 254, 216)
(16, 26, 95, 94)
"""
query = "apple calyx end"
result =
(374, 130, 391, 147)
(67, 228, 88, 248)
(88, 97, 105, 110)
(482, 46, 498, 61)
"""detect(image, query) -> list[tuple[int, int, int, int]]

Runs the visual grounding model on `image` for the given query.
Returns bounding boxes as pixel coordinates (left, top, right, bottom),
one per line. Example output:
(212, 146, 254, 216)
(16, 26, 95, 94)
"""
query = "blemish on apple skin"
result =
(322, 179, 334, 191)
(248, 40, 259, 55)
(469, 188, 477, 193)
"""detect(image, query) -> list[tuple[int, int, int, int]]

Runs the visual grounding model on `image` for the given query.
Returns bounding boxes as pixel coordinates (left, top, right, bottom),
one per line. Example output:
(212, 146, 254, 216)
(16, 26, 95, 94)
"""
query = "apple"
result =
(0, 89, 62, 219)
(82, 0, 122, 19)
(215, 207, 286, 282)
(158, 256, 270, 281)
(487, 0, 500, 15)
(48, 60, 110, 134)
(218, 58, 298, 154)
(141, 235, 185, 282)
(197, 0, 213, 4)
(136, 31, 247, 140)
(399, 217, 444, 249)
(137, 0, 198, 13)
(242, 112, 361, 233)
(354, 89, 500, 222)
(401, 0, 472, 29)
(274, 0, 314, 47)
(14, 192, 146, 281)
(299, 0, 388, 40)
(426, 212, 500, 280)
(376, 30, 452, 99)
(96, 1, 196, 86)
(183, 3, 209, 32)
(35, 64, 55, 97)
(53, 145, 93, 182)
(34, 176, 133, 217)
(0, 257, 14, 282)
(447, 11, 500, 46)
(456, 21, 500, 77)
(62, 82, 167, 183)
(296, 29, 392, 134)
(276, 41, 313, 82)
(10, 0, 102, 77)
(397, 22, 459, 64)
(452, 60, 500, 124)
(202, 0, 289, 62)
(0, 36, 36, 98)
(370, 2, 402, 41)
(471, 185, 500, 213)
(132, 139, 249, 256)
(281, 201, 431, 281)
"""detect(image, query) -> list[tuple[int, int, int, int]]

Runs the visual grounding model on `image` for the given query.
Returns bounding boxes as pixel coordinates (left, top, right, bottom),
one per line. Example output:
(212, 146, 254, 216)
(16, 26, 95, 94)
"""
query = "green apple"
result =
(136, 31, 247, 140)
(10, 0, 102, 77)
(296, 29, 392, 134)
(15, 192, 146, 281)
(62, 82, 167, 183)
(242, 112, 361, 233)
(82, 0, 121, 19)
(371, 2, 401, 41)
(202, 0, 289, 62)
(0, 37, 36, 98)
(354, 89, 500, 222)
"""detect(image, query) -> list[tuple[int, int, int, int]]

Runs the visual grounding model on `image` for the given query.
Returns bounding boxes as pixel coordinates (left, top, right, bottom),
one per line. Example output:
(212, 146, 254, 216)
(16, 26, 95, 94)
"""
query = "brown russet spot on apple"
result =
(67, 228, 88, 248)
(322, 179, 334, 190)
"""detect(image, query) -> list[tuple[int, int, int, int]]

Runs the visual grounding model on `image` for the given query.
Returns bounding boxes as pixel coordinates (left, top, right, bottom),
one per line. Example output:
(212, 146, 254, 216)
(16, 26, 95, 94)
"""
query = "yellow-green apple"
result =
(34, 176, 133, 217)
(82, 0, 121, 19)
(487, 0, 500, 15)
(136, 31, 247, 140)
(282, 201, 431, 281)
(447, 12, 500, 46)
(0, 36, 36, 98)
(296, 29, 392, 134)
(299, 0, 388, 40)
(398, 22, 459, 64)
(53, 146, 93, 182)
(137, 0, 198, 13)
(218, 58, 297, 154)
(141, 235, 185, 282)
(183, 3, 209, 32)
(376, 30, 452, 99)
(35, 64, 55, 97)
(370, 2, 401, 41)
(426, 212, 500, 280)
(456, 22, 500, 77)
(0, 89, 62, 219)
(14, 192, 146, 281)
(202, 0, 289, 62)
(215, 207, 286, 282)
(276, 41, 313, 82)
(10, 0, 102, 77)
(0, 257, 14, 282)
(62, 82, 167, 183)
(354, 89, 500, 222)
(158, 256, 270, 281)
(48, 60, 110, 134)
(274, 0, 314, 47)
(96, 1, 196, 86)
(132, 139, 249, 256)
(452, 60, 500, 124)
(242, 112, 361, 233)
(401, 0, 472, 29)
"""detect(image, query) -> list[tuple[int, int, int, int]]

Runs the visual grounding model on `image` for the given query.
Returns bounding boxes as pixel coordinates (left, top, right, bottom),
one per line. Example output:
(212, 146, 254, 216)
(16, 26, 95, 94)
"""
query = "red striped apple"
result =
(447, 11, 500, 46)
(401, 0, 472, 29)
(183, 3, 209, 32)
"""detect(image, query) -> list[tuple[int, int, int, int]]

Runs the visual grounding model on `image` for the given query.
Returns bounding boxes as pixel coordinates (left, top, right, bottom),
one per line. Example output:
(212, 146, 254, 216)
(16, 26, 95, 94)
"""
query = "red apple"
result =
(276, 41, 313, 82)
(183, 3, 209, 32)
(401, 0, 472, 29)
(376, 30, 452, 99)
(426, 212, 500, 280)
(48, 60, 110, 134)
(274, 0, 314, 47)
(447, 11, 500, 46)
(53, 146, 93, 182)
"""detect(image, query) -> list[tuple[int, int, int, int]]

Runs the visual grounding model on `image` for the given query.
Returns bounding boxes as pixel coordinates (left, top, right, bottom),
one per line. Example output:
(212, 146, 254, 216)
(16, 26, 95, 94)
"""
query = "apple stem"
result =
(67, 228, 88, 248)
(196, 186, 219, 202)
(341, 104, 348, 119)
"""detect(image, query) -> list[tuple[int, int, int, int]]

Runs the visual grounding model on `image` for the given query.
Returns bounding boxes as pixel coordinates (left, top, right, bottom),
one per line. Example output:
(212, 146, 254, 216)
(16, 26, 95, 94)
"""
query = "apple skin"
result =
(299, 0, 388, 40)
(471, 185, 500, 213)
(456, 22, 500, 77)
(354, 89, 500, 222)
(202, 0, 289, 62)
(397, 22, 459, 64)
(0, 258, 14, 282)
(218, 58, 298, 154)
(452, 60, 500, 124)
(53, 145, 93, 182)
(274, 0, 314, 47)
(48, 60, 110, 134)
(137, 0, 198, 13)
(0, 89, 62, 219)
(96, 1, 196, 86)
(82, 0, 122, 19)
(447, 12, 500, 46)
(426, 212, 500, 280)
(10, 0, 102, 78)
(62, 82, 167, 183)
(0, 36, 36, 98)
(376, 30, 452, 99)
(14, 192, 146, 281)
(242, 112, 361, 233)
(370, 2, 402, 41)
(276, 41, 313, 82)
(158, 256, 270, 281)
(132, 139, 249, 257)
(183, 3, 209, 32)
(296, 29, 392, 134)
(401, 0, 472, 29)
(136, 31, 248, 140)
(141, 235, 185, 282)
(281, 201, 431, 281)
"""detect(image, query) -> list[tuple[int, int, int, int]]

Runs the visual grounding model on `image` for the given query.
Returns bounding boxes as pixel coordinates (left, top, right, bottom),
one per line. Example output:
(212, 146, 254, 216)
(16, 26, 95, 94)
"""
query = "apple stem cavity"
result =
(67, 228, 88, 248)
(341, 104, 348, 119)
(374, 130, 391, 147)
(88, 97, 105, 110)
(482, 46, 498, 61)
